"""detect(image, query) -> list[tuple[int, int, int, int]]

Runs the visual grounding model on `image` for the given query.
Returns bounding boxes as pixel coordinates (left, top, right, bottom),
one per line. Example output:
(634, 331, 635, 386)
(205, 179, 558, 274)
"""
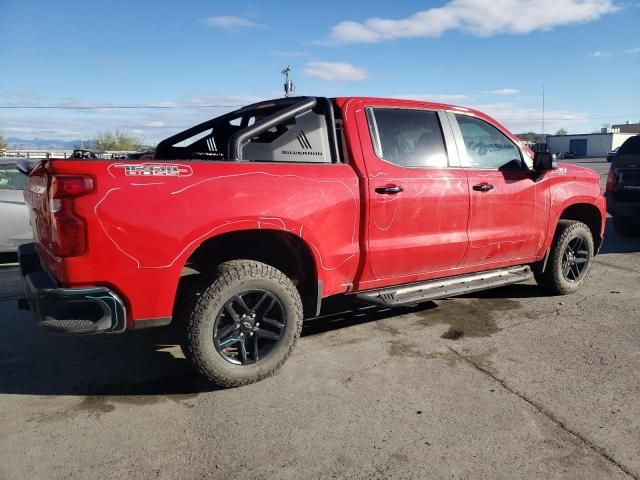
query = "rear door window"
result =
(367, 108, 448, 168)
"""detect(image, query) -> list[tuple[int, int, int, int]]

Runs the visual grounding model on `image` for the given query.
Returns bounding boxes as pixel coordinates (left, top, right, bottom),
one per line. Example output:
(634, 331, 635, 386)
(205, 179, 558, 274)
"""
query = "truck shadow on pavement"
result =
(1, 284, 537, 398)
(598, 217, 640, 254)
(0, 295, 450, 398)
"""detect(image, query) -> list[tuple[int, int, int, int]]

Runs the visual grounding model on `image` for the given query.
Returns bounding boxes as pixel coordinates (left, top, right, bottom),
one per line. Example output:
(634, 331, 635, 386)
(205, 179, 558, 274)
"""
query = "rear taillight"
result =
(606, 168, 616, 192)
(49, 175, 94, 257)
(51, 175, 94, 198)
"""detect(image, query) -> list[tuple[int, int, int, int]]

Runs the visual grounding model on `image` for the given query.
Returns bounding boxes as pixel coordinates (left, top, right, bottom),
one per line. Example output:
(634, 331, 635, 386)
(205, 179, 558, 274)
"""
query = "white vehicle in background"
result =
(0, 158, 34, 258)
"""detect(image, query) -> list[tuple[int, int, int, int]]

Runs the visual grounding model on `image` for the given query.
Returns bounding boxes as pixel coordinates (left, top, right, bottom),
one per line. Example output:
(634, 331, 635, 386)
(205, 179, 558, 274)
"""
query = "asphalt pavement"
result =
(1, 157, 638, 480)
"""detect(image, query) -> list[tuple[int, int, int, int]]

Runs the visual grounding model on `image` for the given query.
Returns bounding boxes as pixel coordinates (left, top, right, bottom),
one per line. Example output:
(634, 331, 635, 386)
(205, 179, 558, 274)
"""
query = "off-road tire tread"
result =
(182, 260, 303, 388)
(535, 220, 594, 295)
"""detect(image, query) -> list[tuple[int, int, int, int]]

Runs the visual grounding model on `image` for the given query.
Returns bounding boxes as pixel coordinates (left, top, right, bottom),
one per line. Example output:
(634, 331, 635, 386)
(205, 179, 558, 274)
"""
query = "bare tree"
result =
(93, 130, 143, 151)
(0, 135, 8, 151)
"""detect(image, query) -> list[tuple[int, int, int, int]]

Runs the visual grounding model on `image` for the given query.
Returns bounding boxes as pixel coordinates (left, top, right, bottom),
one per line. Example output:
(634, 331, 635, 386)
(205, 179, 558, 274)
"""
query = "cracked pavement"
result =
(1, 158, 639, 479)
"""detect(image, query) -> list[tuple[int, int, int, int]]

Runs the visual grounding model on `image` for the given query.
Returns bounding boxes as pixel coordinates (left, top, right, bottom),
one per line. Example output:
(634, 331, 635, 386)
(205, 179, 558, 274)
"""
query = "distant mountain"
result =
(6, 137, 97, 150)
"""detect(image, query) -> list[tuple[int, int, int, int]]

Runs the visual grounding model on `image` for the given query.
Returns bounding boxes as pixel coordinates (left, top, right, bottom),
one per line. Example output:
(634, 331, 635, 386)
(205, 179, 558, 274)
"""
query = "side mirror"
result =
(533, 151, 557, 172)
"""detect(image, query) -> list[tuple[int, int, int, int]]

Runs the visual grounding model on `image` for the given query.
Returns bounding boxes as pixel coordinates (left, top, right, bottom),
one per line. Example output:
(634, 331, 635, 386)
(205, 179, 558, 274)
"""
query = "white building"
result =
(546, 133, 636, 157)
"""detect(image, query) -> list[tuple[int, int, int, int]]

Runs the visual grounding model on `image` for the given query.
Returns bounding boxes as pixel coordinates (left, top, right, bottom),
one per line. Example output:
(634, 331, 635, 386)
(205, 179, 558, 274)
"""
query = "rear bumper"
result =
(18, 243, 127, 334)
(606, 194, 640, 219)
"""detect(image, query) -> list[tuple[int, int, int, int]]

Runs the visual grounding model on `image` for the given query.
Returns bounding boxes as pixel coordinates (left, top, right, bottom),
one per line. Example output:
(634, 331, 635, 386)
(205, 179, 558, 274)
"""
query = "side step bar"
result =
(356, 266, 532, 307)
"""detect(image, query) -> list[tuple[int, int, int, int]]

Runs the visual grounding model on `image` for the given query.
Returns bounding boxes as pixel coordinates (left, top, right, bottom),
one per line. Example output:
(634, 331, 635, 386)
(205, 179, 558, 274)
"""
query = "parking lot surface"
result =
(1, 158, 638, 480)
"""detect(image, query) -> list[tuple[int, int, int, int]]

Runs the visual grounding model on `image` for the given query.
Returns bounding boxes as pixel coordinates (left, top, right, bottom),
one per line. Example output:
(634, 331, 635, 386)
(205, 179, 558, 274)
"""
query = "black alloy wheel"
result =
(533, 220, 594, 295)
(561, 237, 589, 282)
(214, 290, 286, 365)
(180, 260, 303, 387)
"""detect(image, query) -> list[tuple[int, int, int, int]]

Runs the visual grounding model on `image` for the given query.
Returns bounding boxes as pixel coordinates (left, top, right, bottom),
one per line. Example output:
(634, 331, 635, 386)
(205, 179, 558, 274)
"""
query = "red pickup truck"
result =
(19, 96, 606, 387)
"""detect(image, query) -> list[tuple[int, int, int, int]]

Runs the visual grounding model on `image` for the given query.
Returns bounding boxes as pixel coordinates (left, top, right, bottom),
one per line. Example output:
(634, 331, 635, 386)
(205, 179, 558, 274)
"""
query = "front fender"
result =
(542, 187, 606, 255)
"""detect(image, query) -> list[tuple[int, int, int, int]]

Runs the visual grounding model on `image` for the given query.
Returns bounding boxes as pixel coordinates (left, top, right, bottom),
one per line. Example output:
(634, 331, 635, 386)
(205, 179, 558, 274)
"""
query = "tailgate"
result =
(23, 161, 53, 253)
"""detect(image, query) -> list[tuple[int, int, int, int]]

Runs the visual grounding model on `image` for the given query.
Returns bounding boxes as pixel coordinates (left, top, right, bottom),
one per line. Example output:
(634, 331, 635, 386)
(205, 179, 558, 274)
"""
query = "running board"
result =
(356, 266, 532, 307)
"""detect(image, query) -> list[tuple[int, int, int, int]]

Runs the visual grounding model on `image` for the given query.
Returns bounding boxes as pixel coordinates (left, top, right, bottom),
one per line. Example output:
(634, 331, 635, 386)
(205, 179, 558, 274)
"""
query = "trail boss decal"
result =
(110, 164, 193, 177)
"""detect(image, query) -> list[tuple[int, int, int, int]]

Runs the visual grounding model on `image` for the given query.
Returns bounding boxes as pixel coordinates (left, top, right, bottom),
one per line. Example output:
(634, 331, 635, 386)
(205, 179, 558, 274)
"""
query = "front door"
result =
(356, 105, 470, 287)
(451, 113, 548, 268)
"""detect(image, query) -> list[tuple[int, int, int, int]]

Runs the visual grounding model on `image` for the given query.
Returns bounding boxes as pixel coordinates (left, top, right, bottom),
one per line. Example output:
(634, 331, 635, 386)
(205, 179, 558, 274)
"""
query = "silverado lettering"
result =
(281, 150, 323, 156)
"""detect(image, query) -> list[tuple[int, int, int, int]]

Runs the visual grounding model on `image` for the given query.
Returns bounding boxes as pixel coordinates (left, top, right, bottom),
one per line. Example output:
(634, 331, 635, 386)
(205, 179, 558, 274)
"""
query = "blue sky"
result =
(1, 0, 639, 144)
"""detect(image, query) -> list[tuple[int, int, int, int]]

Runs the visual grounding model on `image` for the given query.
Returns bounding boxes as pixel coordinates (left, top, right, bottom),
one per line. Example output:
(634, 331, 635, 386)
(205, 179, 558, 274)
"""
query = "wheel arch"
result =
(556, 203, 603, 252)
(180, 228, 321, 318)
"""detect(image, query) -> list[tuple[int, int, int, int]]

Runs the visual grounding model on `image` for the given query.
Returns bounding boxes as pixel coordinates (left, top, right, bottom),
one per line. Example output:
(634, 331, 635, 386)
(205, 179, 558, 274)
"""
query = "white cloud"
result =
(0, 95, 265, 143)
(323, 0, 618, 44)
(6, 90, 43, 103)
(590, 50, 612, 57)
(303, 61, 367, 81)
(470, 102, 589, 132)
(203, 16, 261, 29)
(395, 93, 471, 102)
(626, 46, 640, 54)
(486, 88, 520, 95)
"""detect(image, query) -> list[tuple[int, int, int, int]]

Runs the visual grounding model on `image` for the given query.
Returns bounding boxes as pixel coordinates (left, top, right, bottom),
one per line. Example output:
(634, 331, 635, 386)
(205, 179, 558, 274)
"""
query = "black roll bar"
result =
(228, 97, 317, 160)
(318, 97, 341, 165)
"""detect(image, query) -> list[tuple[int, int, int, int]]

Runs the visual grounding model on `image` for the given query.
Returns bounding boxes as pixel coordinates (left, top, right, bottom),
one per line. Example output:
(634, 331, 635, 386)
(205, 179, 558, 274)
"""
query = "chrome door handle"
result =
(375, 186, 404, 195)
(473, 183, 494, 192)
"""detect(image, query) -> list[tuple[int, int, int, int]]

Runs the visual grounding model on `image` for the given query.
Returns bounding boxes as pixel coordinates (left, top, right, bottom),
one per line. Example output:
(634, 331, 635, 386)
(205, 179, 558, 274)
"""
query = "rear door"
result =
(450, 113, 548, 268)
(355, 103, 470, 286)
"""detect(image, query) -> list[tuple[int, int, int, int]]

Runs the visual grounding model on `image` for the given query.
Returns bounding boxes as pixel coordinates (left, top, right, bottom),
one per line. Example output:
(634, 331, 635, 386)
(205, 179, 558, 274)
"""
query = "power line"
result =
(499, 114, 640, 121)
(0, 104, 244, 110)
(0, 104, 637, 121)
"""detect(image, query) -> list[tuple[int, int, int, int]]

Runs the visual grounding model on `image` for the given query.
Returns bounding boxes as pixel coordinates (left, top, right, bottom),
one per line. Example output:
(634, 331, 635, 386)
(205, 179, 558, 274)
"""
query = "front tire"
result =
(181, 260, 303, 388)
(535, 220, 594, 295)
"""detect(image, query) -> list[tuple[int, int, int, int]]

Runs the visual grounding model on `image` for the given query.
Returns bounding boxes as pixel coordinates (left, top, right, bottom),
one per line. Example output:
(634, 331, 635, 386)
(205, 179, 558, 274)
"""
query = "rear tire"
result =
(535, 220, 594, 295)
(180, 260, 303, 388)
(612, 216, 635, 237)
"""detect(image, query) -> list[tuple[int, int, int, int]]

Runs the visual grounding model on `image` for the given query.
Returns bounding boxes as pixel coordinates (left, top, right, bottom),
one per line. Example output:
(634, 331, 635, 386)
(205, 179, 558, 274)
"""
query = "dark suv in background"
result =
(606, 135, 640, 235)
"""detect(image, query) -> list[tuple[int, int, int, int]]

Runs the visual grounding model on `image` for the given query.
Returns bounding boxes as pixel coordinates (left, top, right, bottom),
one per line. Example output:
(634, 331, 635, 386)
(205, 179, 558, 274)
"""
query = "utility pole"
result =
(282, 65, 295, 98)
(542, 84, 545, 137)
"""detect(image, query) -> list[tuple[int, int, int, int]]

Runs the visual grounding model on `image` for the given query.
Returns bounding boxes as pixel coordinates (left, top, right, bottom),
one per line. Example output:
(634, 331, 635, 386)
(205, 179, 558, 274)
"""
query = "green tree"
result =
(0, 134, 8, 151)
(93, 130, 143, 151)
(521, 131, 536, 143)
(555, 128, 568, 135)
